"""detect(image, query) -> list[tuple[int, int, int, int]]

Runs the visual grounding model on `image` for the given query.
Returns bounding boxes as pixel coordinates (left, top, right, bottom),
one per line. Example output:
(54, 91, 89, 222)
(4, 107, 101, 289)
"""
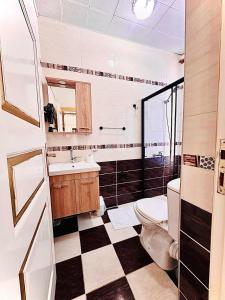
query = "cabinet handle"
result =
(82, 180, 94, 184)
(54, 184, 68, 189)
(79, 127, 89, 130)
(61, 184, 69, 188)
(54, 184, 62, 189)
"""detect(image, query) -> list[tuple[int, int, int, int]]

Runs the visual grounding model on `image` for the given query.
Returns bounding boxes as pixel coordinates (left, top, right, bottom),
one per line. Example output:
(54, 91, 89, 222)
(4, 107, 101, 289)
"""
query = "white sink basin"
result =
(48, 161, 101, 176)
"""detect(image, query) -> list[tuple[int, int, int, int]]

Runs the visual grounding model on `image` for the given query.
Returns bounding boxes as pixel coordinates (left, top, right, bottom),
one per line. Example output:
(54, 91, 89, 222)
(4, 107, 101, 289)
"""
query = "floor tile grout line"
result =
(55, 217, 177, 299)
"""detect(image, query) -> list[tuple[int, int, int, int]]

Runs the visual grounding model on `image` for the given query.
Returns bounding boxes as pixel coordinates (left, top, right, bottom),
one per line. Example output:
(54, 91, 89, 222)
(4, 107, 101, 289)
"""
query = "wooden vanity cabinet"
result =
(50, 171, 99, 219)
(76, 82, 92, 134)
(50, 180, 77, 219)
(77, 175, 99, 212)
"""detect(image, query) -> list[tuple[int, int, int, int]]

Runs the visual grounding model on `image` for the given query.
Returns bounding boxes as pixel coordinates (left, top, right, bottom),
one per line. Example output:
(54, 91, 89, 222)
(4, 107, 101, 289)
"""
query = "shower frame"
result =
(141, 77, 184, 197)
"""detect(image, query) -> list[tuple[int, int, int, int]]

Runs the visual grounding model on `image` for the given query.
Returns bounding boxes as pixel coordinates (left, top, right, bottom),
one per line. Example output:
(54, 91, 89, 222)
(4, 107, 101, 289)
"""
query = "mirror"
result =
(45, 77, 76, 133)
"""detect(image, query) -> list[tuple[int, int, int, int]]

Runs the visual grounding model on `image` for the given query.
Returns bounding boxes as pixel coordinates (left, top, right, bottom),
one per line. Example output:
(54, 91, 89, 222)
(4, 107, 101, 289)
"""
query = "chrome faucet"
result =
(152, 151, 163, 158)
(70, 148, 77, 163)
(69, 148, 81, 163)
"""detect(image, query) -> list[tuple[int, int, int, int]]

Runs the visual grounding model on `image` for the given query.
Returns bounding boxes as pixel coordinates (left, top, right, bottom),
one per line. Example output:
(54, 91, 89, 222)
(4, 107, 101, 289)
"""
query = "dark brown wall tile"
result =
(99, 161, 116, 174)
(179, 291, 186, 300)
(144, 157, 164, 168)
(117, 159, 142, 172)
(164, 165, 174, 177)
(180, 263, 208, 300)
(117, 170, 142, 183)
(144, 167, 164, 179)
(181, 200, 212, 250)
(144, 187, 164, 198)
(104, 196, 117, 208)
(180, 232, 210, 287)
(100, 185, 116, 198)
(100, 173, 116, 186)
(144, 177, 163, 189)
(99, 157, 178, 207)
(117, 181, 142, 195)
(117, 191, 142, 205)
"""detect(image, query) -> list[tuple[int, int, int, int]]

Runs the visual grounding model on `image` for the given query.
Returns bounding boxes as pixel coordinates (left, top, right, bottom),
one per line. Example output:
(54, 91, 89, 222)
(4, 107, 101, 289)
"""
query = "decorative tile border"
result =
(183, 154, 215, 171)
(48, 143, 141, 152)
(41, 62, 167, 87)
(47, 142, 182, 152)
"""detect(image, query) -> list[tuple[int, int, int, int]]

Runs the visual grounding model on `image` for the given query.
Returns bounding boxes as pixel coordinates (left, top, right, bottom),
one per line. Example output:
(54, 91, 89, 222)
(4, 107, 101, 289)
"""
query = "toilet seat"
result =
(135, 195, 168, 224)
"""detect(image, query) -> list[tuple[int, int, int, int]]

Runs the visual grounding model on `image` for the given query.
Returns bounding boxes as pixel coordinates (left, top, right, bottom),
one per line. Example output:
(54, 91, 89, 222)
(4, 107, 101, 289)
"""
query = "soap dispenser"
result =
(86, 150, 96, 163)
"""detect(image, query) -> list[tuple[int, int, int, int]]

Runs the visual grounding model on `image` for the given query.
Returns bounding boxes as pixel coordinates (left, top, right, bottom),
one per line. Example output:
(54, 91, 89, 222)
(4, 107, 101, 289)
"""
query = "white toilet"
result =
(134, 178, 180, 271)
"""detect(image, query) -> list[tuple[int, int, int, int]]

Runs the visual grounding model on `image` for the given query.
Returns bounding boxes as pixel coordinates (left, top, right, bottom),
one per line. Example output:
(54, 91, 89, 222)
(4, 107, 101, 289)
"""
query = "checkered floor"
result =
(54, 203, 178, 300)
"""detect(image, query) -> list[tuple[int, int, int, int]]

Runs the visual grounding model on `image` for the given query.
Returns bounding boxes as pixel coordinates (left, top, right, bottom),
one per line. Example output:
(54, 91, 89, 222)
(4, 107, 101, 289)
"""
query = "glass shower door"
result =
(142, 80, 184, 198)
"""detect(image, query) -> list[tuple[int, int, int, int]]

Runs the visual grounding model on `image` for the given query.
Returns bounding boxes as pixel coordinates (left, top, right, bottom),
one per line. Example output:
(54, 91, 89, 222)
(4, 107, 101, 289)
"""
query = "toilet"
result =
(134, 178, 180, 271)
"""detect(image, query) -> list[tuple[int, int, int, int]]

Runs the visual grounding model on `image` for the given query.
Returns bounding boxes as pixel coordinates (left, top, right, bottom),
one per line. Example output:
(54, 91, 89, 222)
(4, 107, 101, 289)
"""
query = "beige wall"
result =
(180, 0, 223, 299)
(210, 1, 225, 298)
(181, 0, 221, 213)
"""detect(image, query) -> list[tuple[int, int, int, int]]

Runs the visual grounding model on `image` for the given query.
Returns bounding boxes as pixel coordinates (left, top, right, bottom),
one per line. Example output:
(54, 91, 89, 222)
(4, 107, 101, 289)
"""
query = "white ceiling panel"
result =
(87, 10, 112, 32)
(115, 0, 169, 28)
(156, 7, 184, 39)
(147, 28, 184, 53)
(62, 0, 88, 27)
(90, 0, 119, 14)
(36, 0, 61, 20)
(36, 0, 185, 54)
(172, 0, 185, 12)
(108, 16, 135, 39)
(69, 0, 90, 7)
(158, 0, 175, 5)
(129, 23, 151, 44)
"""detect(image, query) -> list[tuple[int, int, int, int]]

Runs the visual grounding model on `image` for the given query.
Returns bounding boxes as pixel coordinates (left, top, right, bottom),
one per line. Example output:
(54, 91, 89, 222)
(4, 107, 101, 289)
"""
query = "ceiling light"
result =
(133, 0, 155, 20)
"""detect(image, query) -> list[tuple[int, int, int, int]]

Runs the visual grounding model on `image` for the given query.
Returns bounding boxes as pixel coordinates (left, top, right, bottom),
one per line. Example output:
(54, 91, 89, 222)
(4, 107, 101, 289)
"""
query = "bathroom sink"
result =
(48, 161, 101, 176)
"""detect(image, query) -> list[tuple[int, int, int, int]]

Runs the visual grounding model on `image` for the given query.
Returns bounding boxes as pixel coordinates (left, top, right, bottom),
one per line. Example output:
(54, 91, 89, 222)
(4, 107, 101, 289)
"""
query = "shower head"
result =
(163, 87, 177, 104)
(164, 99, 170, 104)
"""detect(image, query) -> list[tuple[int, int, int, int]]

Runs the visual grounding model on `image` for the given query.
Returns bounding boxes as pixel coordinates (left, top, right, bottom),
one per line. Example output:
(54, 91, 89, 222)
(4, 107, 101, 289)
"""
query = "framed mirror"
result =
(45, 77, 76, 133)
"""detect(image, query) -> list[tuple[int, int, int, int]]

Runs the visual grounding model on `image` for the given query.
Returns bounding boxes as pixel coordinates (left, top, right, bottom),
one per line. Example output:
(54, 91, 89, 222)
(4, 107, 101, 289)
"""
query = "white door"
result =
(0, 1, 55, 299)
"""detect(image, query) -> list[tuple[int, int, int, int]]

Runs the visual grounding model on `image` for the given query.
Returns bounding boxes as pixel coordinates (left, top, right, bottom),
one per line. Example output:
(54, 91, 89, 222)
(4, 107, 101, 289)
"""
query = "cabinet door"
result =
(50, 180, 76, 219)
(76, 176, 99, 213)
(76, 82, 92, 134)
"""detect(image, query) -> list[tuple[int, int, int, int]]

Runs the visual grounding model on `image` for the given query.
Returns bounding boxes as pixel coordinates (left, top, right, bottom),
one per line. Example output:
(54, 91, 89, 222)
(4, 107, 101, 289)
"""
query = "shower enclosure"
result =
(141, 77, 184, 198)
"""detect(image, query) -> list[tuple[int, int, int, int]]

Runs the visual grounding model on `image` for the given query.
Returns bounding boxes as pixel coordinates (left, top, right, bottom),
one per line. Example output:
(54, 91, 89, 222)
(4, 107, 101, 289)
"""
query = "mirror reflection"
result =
(45, 78, 76, 133)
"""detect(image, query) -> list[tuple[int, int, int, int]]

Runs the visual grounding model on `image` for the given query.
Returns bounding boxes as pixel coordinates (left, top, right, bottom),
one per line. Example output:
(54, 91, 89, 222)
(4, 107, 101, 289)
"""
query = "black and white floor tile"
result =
(54, 203, 178, 300)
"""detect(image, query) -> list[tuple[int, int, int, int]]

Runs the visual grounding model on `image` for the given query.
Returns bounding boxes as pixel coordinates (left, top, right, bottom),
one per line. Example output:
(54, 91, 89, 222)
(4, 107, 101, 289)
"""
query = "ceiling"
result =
(35, 0, 185, 54)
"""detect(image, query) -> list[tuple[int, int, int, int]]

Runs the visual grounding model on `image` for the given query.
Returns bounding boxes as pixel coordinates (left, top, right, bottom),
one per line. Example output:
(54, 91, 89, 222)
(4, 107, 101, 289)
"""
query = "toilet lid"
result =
(167, 178, 180, 193)
(136, 196, 168, 223)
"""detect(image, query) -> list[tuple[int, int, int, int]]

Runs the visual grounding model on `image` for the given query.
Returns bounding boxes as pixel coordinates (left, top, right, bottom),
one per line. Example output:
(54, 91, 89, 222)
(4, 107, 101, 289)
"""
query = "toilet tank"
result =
(167, 178, 180, 241)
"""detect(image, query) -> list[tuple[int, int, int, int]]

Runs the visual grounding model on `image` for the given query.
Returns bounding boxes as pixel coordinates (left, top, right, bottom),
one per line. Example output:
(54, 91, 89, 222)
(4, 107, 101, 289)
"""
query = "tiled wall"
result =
(39, 17, 183, 163)
(99, 156, 181, 208)
(180, 200, 211, 299)
(179, 1, 222, 299)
